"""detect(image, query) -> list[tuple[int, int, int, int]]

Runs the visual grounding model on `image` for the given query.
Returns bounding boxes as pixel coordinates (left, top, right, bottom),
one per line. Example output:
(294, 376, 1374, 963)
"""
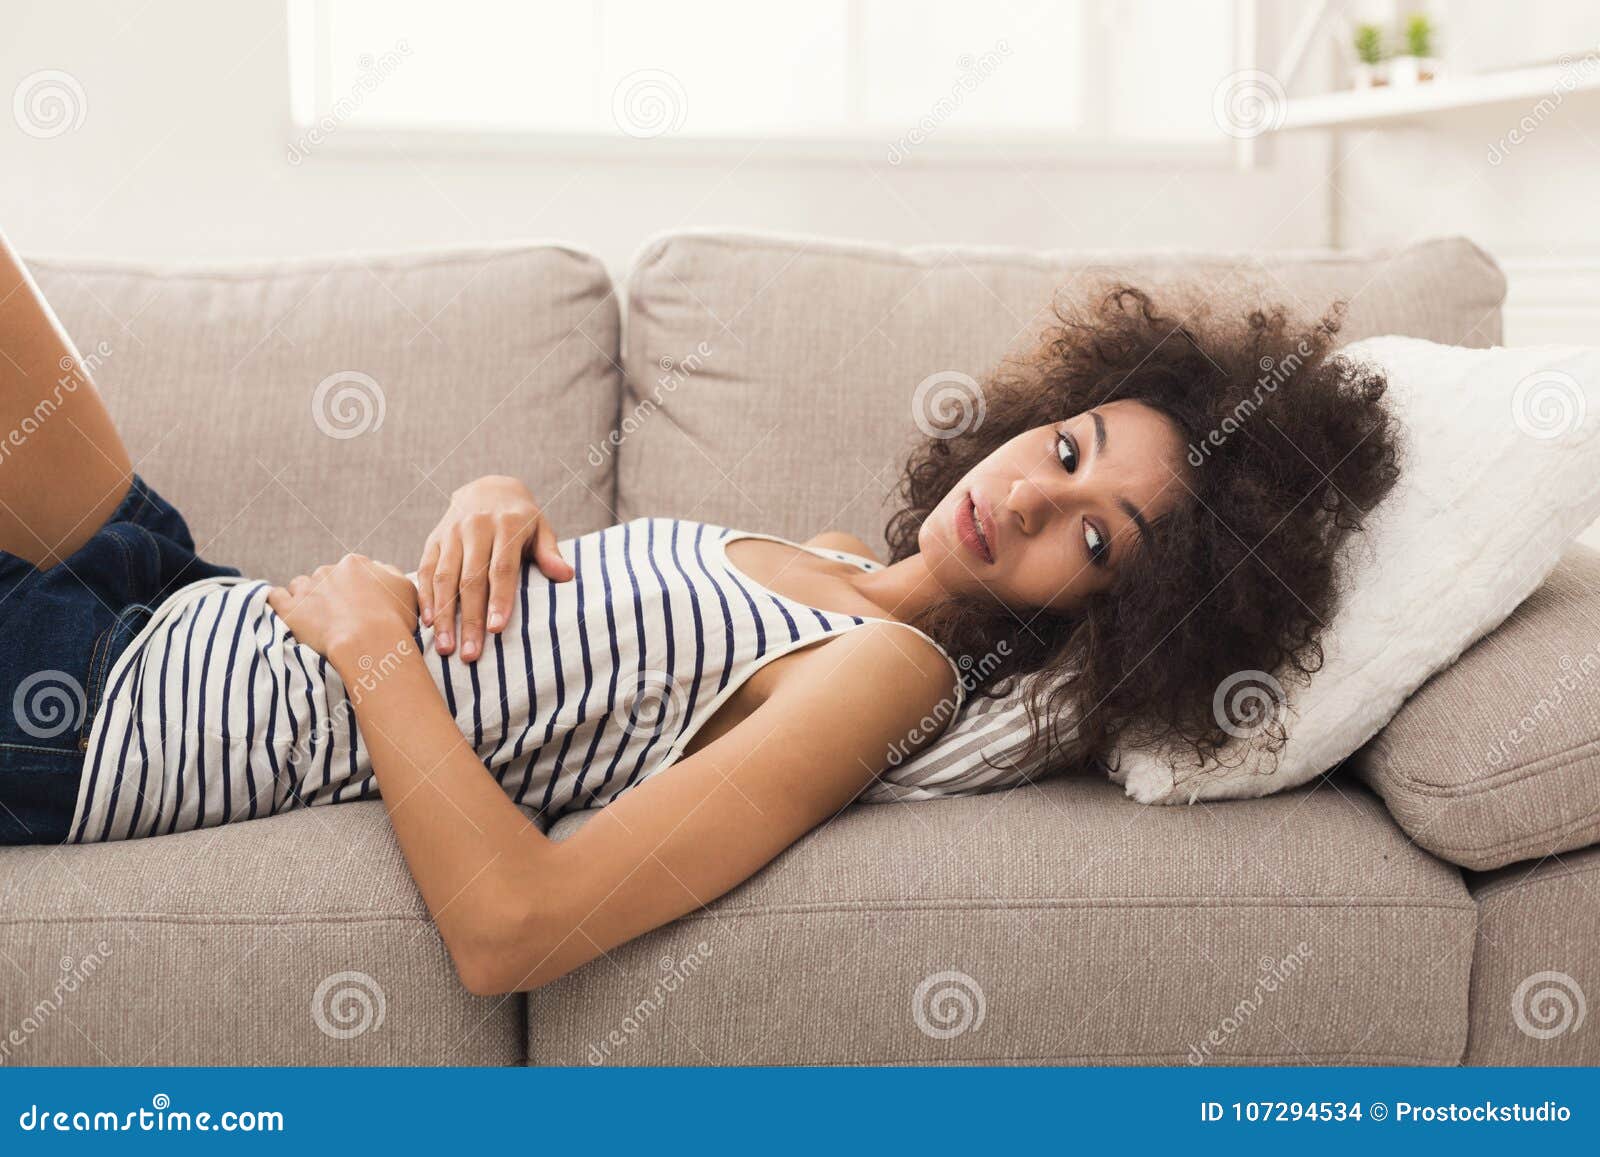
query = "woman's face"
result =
(918, 399, 1190, 613)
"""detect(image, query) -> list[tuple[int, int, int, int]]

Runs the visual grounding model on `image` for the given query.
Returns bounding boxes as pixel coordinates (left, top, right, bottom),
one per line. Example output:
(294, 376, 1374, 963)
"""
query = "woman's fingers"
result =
(416, 538, 440, 627)
(486, 522, 522, 634)
(456, 522, 493, 661)
(532, 517, 574, 582)
(266, 585, 290, 616)
(431, 538, 463, 655)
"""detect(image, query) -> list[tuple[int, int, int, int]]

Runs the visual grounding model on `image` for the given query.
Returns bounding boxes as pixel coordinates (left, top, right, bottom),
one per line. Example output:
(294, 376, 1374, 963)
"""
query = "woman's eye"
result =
(1056, 430, 1079, 473)
(1084, 520, 1109, 566)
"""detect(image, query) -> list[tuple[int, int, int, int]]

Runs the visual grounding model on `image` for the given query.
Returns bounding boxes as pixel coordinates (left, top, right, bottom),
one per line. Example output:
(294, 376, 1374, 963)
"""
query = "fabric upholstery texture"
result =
(0, 802, 521, 1065)
(530, 776, 1473, 1066)
(1463, 846, 1600, 1065)
(1356, 546, 1600, 870)
(30, 244, 621, 581)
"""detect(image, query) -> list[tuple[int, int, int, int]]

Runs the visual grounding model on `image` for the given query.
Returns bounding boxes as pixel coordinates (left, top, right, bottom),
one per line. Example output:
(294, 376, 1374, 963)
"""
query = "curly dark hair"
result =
(884, 284, 1402, 785)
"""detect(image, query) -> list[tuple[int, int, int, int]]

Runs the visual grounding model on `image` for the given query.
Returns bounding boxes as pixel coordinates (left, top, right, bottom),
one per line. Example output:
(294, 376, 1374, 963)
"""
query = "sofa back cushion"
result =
(618, 230, 1506, 552)
(1355, 544, 1600, 870)
(32, 244, 621, 580)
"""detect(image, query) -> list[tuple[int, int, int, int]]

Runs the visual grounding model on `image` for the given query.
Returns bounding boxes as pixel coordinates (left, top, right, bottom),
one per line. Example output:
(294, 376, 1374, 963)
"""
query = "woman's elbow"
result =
(447, 896, 570, 997)
(451, 942, 516, 997)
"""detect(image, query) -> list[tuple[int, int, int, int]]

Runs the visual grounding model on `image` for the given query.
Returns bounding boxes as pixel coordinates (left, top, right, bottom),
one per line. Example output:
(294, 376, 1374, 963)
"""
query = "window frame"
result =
(285, 0, 1256, 168)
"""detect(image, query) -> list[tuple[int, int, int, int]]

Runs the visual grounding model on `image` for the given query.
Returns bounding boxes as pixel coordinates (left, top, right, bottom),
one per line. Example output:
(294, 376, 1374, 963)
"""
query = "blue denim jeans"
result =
(0, 475, 239, 844)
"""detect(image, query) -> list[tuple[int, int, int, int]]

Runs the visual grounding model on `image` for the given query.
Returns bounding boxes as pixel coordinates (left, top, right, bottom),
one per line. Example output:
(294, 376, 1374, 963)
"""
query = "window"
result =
(287, 0, 1245, 159)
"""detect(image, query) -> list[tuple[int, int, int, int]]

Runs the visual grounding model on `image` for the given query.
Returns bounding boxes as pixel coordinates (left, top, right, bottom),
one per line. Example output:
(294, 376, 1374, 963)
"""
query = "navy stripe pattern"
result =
(69, 518, 967, 843)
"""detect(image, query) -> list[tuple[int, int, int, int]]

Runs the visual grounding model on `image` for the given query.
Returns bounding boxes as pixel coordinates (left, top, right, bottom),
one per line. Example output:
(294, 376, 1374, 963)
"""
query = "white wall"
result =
(1333, 3, 1600, 348)
(5, 1, 1594, 338)
(1, 0, 1331, 272)
(1338, 108, 1600, 347)
(1330, 3, 1600, 546)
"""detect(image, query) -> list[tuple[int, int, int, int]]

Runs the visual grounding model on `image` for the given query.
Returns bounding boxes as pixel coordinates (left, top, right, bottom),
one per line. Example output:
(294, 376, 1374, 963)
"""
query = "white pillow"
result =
(867, 337, 1600, 808)
(1114, 336, 1600, 804)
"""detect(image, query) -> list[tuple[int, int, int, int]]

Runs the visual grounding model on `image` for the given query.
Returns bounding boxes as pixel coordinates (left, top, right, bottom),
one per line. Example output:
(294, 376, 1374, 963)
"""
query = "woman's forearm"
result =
(329, 632, 554, 992)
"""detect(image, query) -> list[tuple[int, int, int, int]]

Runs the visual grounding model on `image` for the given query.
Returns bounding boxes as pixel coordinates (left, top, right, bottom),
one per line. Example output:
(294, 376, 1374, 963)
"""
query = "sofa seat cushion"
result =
(618, 230, 1505, 557)
(0, 802, 521, 1064)
(1355, 545, 1600, 870)
(1463, 846, 1600, 1065)
(30, 243, 621, 580)
(530, 776, 1473, 1065)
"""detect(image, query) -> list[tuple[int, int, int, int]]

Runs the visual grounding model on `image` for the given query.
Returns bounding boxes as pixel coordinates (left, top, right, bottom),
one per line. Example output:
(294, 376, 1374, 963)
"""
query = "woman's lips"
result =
(956, 490, 994, 565)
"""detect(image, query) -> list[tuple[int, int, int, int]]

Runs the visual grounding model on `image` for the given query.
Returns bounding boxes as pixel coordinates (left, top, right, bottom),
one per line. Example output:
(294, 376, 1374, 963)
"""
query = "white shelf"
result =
(1280, 63, 1600, 130)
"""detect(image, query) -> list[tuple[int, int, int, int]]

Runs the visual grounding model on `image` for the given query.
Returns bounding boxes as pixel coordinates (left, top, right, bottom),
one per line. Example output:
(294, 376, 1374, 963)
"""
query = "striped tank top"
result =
(68, 518, 965, 843)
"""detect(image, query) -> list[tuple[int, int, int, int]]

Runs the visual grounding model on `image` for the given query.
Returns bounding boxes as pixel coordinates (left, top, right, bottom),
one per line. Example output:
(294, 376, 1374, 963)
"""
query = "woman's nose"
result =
(1006, 473, 1061, 535)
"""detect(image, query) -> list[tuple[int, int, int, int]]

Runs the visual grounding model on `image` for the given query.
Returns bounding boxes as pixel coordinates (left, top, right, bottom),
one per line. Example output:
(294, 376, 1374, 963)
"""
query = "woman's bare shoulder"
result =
(736, 619, 959, 771)
(804, 530, 880, 563)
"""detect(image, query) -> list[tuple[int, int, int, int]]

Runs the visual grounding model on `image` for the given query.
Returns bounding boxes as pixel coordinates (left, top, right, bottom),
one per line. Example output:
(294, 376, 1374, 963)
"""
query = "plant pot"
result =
(1351, 62, 1388, 88)
(1388, 55, 1441, 84)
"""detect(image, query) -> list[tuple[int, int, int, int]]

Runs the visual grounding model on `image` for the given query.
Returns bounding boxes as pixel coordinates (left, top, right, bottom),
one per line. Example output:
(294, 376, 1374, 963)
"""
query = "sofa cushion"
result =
(617, 230, 1505, 555)
(0, 801, 521, 1064)
(1463, 846, 1600, 1065)
(31, 243, 621, 581)
(530, 776, 1473, 1065)
(1355, 545, 1600, 870)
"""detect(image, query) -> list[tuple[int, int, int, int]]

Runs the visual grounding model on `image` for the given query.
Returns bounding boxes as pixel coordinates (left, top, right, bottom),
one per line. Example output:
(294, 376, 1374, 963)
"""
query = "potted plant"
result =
(1351, 22, 1387, 88)
(1389, 14, 1441, 85)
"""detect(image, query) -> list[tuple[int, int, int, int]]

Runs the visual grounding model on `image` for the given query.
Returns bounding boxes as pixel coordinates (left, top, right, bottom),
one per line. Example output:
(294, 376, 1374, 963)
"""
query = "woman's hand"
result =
(267, 554, 419, 676)
(417, 475, 573, 662)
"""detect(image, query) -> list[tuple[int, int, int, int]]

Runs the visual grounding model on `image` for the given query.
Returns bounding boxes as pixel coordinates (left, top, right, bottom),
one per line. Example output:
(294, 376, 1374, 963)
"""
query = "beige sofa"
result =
(2, 231, 1596, 1067)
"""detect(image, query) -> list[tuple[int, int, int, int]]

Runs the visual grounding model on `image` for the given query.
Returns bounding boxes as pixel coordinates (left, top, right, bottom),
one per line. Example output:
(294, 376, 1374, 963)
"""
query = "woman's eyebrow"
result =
(1093, 411, 1151, 549)
(1118, 498, 1152, 547)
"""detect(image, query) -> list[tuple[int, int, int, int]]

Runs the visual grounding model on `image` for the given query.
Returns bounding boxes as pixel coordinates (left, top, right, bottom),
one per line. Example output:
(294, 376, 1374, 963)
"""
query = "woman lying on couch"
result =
(0, 229, 1398, 994)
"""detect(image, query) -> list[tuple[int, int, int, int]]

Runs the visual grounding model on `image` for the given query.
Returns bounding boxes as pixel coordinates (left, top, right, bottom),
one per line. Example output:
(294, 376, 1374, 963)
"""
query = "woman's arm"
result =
(273, 560, 958, 995)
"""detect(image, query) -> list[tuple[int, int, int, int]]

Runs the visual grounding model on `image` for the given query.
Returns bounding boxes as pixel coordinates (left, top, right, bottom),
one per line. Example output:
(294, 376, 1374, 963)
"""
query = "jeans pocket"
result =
(78, 602, 154, 750)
